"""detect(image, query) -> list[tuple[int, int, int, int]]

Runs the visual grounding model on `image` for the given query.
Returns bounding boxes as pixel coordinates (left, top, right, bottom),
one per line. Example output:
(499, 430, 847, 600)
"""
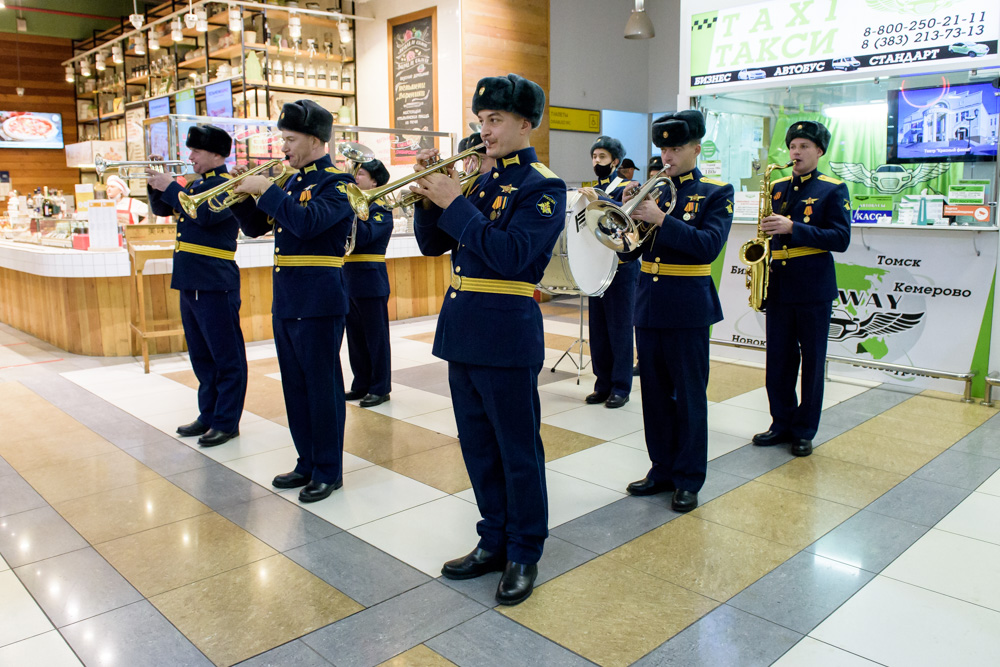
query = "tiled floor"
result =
(2, 296, 1000, 666)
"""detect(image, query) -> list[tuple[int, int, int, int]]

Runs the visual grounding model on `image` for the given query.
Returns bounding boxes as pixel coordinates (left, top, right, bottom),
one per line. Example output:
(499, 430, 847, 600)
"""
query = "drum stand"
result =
(550, 295, 590, 384)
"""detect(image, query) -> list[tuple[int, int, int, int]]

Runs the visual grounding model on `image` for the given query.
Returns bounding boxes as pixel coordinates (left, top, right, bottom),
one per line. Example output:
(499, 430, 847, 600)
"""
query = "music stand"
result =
(550, 295, 590, 384)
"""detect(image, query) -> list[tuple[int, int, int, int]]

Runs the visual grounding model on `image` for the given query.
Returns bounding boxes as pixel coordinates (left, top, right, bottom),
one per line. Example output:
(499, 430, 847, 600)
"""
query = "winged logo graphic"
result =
(829, 309, 924, 342)
(829, 162, 950, 195)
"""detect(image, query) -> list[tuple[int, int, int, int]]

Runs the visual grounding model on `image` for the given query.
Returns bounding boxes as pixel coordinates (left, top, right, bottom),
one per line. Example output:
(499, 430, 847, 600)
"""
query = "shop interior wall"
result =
(0, 33, 79, 196)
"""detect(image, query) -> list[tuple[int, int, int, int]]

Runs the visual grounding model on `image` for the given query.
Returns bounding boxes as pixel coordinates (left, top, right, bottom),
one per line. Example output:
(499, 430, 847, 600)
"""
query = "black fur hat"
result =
(458, 131, 487, 154)
(785, 120, 831, 153)
(185, 124, 232, 157)
(471, 74, 545, 128)
(651, 110, 706, 148)
(277, 99, 333, 143)
(359, 158, 390, 187)
(590, 136, 625, 163)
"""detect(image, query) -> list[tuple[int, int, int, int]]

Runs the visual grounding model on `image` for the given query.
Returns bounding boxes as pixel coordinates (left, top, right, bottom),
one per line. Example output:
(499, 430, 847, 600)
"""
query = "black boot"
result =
(496, 561, 538, 605)
(441, 548, 506, 580)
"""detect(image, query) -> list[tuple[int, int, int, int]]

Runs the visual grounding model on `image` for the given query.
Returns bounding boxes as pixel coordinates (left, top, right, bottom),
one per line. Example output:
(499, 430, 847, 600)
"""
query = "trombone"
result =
(177, 159, 294, 218)
(95, 154, 191, 179)
(582, 166, 678, 253)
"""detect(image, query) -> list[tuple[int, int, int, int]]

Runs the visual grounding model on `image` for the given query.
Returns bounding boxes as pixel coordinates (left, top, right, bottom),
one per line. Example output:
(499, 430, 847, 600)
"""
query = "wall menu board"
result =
(387, 8, 437, 165)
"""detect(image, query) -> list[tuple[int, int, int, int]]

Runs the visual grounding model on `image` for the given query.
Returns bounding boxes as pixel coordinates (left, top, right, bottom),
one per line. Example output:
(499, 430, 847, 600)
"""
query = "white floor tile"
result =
(812, 576, 1000, 667)
(547, 442, 652, 494)
(936, 492, 1000, 546)
(707, 430, 750, 460)
(390, 356, 432, 371)
(544, 469, 626, 528)
(978, 469, 1000, 498)
(144, 407, 205, 438)
(538, 390, 587, 418)
(543, 405, 646, 441)
(0, 630, 82, 666)
(113, 388, 198, 418)
(773, 637, 880, 666)
(0, 555, 7, 572)
(537, 377, 597, 401)
(349, 495, 482, 577)
(197, 419, 295, 463)
(722, 387, 771, 412)
(708, 403, 773, 439)
(225, 446, 373, 488)
(403, 408, 459, 439)
(822, 381, 870, 404)
(881, 529, 1000, 613)
(362, 388, 453, 420)
(612, 429, 647, 451)
(0, 571, 53, 648)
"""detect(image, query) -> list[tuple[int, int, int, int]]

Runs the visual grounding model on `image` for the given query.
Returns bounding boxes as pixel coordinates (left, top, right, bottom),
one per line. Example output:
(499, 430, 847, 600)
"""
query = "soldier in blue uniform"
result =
(230, 99, 355, 503)
(622, 110, 734, 512)
(409, 74, 565, 605)
(585, 136, 639, 408)
(146, 124, 248, 448)
(752, 121, 851, 457)
(343, 158, 393, 408)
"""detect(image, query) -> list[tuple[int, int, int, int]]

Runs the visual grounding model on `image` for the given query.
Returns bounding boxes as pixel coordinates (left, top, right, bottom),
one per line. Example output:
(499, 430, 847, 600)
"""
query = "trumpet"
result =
(95, 154, 191, 179)
(582, 166, 678, 253)
(177, 159, 294, 218)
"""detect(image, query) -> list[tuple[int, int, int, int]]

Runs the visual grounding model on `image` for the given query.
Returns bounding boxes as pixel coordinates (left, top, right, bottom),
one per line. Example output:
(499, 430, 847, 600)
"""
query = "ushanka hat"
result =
(185, 124, 232, 157)
(458, 131, 487, 154)
(359, 158, 390, 187)
(471, 74, 546, 128)
(651, 110, 706, 148)
(590, 135, 625, 163)
(277, 99, 333, 143)
(785, 120, 831, 153)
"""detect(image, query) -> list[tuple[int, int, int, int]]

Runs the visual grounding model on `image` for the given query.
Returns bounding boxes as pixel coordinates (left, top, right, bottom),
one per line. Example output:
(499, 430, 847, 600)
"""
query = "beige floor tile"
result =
(20, 449, 159, 505)
(501, 557, 717, 667)
(543, 332, 593, 355)
(542, 423, 606, 462)
(856, 413, 974, 450)
(54, 478, 212, 544)
(608, 514, 796, 601)
(383, 442, 472, 494)
(151, 554, 361, 666)
(891, 394, 998, 427)
(344, 405, 458, 464)
(814, 429, 943, 476)
(0, 427, 118, 472)
(162, 369, 199, 390)
(691, 481, 857, 550)
(707, 364, 767, 402)
(378, 645, 457, 667)
(248, 357, 283, 376)
(757, 456, 905, 509)
(403, 331, 437, 345)
(241, 375, 288, 421)
(96, 513, 276, 597)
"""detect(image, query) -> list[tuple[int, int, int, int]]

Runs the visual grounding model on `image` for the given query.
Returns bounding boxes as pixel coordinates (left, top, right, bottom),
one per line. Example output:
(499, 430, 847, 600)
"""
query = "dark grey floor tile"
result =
(17, 375, 101, 410)
(235, 640, 332, 666)
(90, 419, 176, 450)
(0, 507, 89, 568)
(913, 449, 1000, 490)
(727, 552, 875, 635)
(0, 473, 47, 518)
(0, 455, 14, 478)
(61, 600, 212, 667)
(551, 496, 675, 554)
(438, 570, 502, 608)
(302, 581, 486, 667)
(427, 610, 592, 667)
(838, 386, 915, 416)
(218, 494, 340, 553)
(391, 361, 450, 390)
(167, 463, 271, 511)
(127, 441, 214, 477)
(866, 476, 971, 527)
(58, 400, 136, 431)
(420, 381, 452, 399)
(708, 444, 794, 481)
(537, 368, 578, 387)
(13, 547, 143, 627)
(951, 426, 1000, 460)
(633, 604, 801, 667)
(806, 509, 928, 573)
(286, 532, 428, 607)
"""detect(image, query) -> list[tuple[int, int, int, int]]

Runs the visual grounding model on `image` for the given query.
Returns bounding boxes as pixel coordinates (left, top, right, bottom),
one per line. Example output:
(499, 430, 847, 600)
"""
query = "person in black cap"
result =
(409, 73, 565, 606)
(647, 155, 664, 180)
(752, 120, 851, 457)
(343, 158, 393, 408)
(618, 158, 638, 182)
(230, 99, 356, 503)
(620, 109, 734, 513)
(146, 124, 248, 449)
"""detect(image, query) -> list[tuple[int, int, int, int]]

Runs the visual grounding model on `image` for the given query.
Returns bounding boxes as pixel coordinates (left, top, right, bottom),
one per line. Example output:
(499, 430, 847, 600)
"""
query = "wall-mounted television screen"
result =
(887, 81, 999, 163)
(0, 112, 64, 149)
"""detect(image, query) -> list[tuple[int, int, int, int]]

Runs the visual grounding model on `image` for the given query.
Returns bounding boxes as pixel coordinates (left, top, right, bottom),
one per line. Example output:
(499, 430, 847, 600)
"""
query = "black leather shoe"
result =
(359, 393, 390, 408)
(272, 471, 310, 489)
(176, 419, 209, 437)
(791, 438, 813, 457)
(441, 547, 506, 580)
(197, 428, 239, 447)
(632, 364, 640, 377)
(298, 479, 343, 503)
(626, 477, 675, 496)
(585, 391, 610, 405)
(345, 389, 367, 400)
(605, 394, 629, 409)
(496, 561, 538, 606)
(671, 489, 698, 512)
(752, 430, 795, 447)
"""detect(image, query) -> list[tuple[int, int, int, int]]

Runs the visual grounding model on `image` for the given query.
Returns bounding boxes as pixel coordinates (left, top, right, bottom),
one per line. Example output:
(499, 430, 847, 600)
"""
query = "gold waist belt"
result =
(344, 254, 386, 263)
(771, 247, 827, 260)
(175, 241, 236, 261)
(640, 261, 711, 276)
(450, 272, 536, 297)
(273, 254, 345, 268)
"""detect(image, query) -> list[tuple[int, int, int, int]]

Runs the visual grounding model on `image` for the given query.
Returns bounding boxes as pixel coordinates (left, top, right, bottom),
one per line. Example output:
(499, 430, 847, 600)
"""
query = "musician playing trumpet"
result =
(146, 124, 248, 448)
(620, 110, 733, 513)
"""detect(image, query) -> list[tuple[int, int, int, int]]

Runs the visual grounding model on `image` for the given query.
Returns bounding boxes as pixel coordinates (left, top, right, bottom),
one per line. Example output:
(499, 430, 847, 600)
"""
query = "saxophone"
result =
(738, 159, 793, 312)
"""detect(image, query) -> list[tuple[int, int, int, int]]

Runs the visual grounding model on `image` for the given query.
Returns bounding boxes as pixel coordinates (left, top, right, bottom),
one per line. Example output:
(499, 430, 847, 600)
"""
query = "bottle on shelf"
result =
(317, 62, 328, 89)
(41, 187, 53, 218)
(283, 59, 294, 83)
(295, 60, 306, 86)
(341, 64, 352, 92)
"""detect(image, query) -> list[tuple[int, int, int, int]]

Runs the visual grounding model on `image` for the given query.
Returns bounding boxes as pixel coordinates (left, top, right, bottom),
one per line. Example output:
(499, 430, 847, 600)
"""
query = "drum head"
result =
(565, 192, 618, 296)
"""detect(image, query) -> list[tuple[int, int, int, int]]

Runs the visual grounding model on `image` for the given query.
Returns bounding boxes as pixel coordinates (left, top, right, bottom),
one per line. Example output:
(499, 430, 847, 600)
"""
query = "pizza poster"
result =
(0, 111, 64, 149)
(387, 8, 437, 165)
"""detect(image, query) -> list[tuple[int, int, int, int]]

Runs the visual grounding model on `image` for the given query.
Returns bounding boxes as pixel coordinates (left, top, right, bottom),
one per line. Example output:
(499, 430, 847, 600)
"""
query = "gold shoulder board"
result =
(700, 177, 726, 186)
(531, 162, 559, 179)
(771, 176, 792, 185)
(221, 173, 232, 180)
(818, 174, 844, 185)
(325, 166, 344, 174)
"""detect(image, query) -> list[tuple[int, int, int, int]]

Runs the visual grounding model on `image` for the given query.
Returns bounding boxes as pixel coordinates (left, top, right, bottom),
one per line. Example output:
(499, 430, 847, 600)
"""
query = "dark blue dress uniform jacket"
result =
(344, 200, 393, 298)
(768, 169, 852, 304)
(595, 175, 632, 203)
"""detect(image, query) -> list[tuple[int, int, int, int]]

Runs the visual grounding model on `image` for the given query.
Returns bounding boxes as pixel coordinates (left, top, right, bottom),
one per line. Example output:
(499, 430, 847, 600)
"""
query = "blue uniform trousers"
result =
(346, 296, 391, 396)
(448, 361, 548, 564)
(274, 315, 346, 484)
(636, 326, 710, 493)
(179, 290, 247, 433)
(765, 300, 831, 441)
(589, 260, 638, 397)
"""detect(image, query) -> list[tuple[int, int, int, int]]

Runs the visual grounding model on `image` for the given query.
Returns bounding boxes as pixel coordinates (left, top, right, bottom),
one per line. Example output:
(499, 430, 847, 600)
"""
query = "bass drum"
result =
(539, 190, 619, 297)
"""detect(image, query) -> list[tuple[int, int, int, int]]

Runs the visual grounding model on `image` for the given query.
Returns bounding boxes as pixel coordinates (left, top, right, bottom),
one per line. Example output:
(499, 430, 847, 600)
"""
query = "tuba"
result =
(582, 166, 678, 253)
(738, 159, 793, 312)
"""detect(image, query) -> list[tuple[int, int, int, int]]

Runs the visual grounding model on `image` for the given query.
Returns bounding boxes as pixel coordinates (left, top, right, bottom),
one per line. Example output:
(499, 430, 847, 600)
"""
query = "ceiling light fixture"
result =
(81, 58, 92, 77)
(228, 4, 242, 32)
(184, 0, 198, 29)
(129, 0, 144, 30)
(288, 13, 302, 41)
(148, 31, 160, 51)
(112, 43, 124, 64)
(171, 17, 184, 42)
(65, 64, 75, 82)
(195, 7, 208, 32)
(95, 50, 107, 71)
(624, 0, 655, 40)
(134, 32, 145, 55)
(337, 19, 351, 44)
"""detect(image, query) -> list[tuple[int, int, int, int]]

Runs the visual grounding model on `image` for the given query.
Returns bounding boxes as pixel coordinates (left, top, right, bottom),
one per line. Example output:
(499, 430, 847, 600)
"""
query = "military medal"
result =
(683, 200, 694, 221)
(803, 204, 813, 223)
